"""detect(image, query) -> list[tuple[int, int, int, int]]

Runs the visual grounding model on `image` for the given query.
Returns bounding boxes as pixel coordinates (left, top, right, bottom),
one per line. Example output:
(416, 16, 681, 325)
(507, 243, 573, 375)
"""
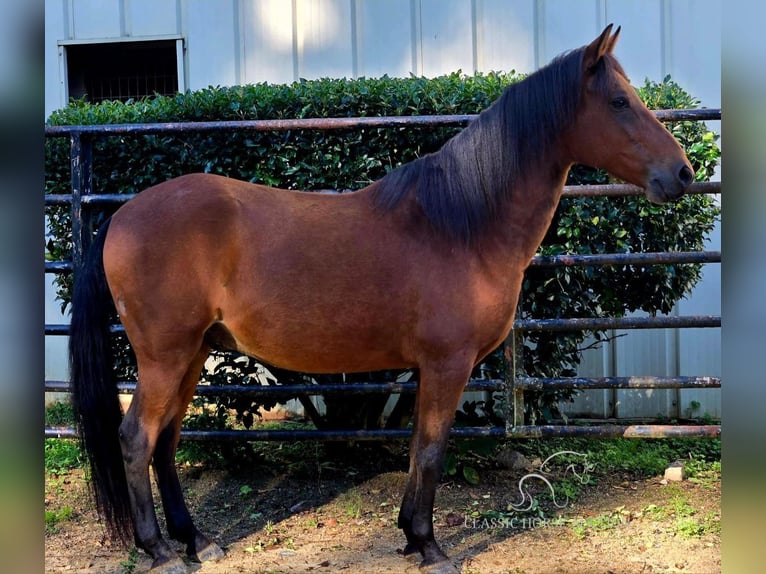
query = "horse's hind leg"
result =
(152, 345, 224, 563)
(398, 359, 471, 574)
(119, 394, 184, 572)
(119, 344, 209, 573)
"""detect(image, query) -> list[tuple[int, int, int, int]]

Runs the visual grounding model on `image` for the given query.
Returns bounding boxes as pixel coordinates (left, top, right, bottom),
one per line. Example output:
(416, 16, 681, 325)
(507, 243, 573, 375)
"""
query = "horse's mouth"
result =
(646, 178, 684, 205)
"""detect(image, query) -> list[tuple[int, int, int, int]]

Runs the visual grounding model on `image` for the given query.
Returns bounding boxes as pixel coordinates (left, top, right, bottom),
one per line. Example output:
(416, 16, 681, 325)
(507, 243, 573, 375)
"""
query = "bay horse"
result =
(69, 25, 693, 574)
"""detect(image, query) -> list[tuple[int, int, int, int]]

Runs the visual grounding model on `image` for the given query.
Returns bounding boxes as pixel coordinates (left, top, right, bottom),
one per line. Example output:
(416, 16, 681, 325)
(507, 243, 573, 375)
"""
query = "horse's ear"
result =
(583, 24, 615, 73)
(607, 25, 621, 53)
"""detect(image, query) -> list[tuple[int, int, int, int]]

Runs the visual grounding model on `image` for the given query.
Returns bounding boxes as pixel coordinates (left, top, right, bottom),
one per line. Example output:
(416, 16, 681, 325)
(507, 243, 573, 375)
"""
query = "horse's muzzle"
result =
(645, 163, 695, 204)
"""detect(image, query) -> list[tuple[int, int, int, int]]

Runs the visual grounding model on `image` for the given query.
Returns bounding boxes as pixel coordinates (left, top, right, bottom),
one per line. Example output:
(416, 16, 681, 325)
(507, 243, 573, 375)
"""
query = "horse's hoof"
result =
(419, 558, 460, 574)
(192, 541, 225, 563)
(149, 555, 188, 574)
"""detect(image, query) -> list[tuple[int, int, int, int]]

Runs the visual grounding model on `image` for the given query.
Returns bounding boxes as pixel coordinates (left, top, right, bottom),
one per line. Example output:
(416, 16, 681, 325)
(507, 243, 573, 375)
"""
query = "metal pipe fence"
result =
(44, 108, 721, 441)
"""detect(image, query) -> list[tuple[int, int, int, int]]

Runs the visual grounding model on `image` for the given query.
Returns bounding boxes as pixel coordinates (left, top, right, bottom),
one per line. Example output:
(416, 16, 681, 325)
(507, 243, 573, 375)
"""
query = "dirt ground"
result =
(45, 445, 720, 574)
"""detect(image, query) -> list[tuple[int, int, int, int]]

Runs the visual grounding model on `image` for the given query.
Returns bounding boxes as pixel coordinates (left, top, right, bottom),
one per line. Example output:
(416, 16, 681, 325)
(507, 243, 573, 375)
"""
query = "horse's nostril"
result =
(679, 165, 694, 187)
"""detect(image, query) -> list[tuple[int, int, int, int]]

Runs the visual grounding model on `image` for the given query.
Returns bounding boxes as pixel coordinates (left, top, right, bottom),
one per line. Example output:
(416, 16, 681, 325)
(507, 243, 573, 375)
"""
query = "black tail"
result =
(69, 218, 133, 544)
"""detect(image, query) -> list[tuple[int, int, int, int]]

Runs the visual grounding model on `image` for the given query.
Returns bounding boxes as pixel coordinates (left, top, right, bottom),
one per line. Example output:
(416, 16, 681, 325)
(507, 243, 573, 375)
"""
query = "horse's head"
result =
(565, 25, 694, 204)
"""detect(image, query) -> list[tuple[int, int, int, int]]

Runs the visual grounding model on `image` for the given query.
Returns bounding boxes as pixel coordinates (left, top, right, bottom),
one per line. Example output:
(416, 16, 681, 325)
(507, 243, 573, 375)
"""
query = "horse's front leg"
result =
(398, 358, 472, 574)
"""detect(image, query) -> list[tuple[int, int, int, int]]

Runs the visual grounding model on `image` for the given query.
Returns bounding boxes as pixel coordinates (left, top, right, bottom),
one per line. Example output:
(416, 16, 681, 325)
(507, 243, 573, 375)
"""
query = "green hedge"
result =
(45, 73, 720, 426)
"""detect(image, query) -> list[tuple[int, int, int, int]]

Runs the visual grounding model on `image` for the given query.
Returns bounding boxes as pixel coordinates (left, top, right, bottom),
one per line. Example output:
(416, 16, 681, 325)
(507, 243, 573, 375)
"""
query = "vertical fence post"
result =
(511, 328, 526, 428)
(70, 132, 93, 271)
(505, 321, 526, 433)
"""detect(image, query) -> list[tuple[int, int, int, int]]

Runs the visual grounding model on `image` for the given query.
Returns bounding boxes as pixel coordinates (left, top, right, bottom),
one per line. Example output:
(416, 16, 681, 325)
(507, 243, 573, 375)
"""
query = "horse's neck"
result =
(486, 164, 571, 268)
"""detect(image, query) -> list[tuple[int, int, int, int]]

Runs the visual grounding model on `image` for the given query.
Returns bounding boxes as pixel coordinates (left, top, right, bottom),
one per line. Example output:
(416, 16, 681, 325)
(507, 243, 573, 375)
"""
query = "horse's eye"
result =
(611, 96, 630, 110)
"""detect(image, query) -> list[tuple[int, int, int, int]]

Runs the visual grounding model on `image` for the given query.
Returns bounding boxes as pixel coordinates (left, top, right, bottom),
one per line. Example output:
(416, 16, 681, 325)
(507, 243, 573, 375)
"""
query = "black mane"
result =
(371, 47, 622, 245)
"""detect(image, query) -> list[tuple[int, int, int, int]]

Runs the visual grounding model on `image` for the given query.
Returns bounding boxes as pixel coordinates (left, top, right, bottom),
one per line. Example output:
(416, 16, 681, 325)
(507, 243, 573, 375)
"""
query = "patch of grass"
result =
(666, 491, 720, 538)
(640, 503, 667, 521)
(686, 459, 721, 488)
(45, 402, 84, 474)
(45, 401, 76, 426)
(638, 491, 720, 538)
(674, 511, 720, 538)
(674, 516, 705, 537)
(512, 437, 720, 478)
(669, 492, 696, 518)
(338, 489, 363, 519)
(585, 439, 691, 476)
(45, 438, 83, 474)
(45, 505, 74, 534)
(569, 509, 627, 539)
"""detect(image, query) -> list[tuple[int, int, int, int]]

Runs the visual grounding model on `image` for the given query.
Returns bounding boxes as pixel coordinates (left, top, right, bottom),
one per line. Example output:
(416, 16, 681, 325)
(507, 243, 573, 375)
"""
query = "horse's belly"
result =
(215, 314, 414, 374)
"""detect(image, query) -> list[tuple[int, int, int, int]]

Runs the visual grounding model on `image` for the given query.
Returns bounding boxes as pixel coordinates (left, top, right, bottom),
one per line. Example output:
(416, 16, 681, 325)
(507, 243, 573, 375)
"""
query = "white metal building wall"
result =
(44, 0, 721, 419)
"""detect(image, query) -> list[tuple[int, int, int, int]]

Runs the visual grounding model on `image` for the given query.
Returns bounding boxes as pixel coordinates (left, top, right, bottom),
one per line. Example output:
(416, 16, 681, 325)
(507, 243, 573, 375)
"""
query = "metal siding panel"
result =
(296, 0, 354, 79)
(242, 0, 296, 84)
(45, 0, 68, 116)
(476, 0, 535, 73)
(420, 0, 474, 76)
(678, 382, 720, 421)
(540, 0, 600, 65)
(613, 317, 676, 419)
(665, 0, 722, 418)
(677, 226, 721, 374)
(559, 390, 612, 419)
(71, 0, 122, 39)
(560, 336, 612, 418)
(129, 0, 179, 37)
(45, 276, 69, 382)
(615, 390, 675, 420)
(185, 0, 238, 89)
(678, 388, 720, 420)
(605, 0, 662, 83)
(356, 0, 414, 78)
(667, 0, 721, 107)
(677, 222, 721, 418)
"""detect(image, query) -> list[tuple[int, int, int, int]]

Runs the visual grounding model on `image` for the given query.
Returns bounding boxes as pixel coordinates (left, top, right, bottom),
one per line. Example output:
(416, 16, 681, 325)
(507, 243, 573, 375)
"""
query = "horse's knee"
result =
(415, 442, 447, 475)
(410, 513, 435, 541)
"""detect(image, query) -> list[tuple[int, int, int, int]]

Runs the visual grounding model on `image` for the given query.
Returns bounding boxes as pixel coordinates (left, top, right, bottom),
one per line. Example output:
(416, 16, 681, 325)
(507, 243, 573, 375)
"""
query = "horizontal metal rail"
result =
(528, 250, 720, 267)
(506, 424, 721, 439)
(44, 426, 510, 441)
(516, 315, 720, 332)
(43, 108, 720, 138)
(44, 379, 503, 396)
(45, 261, 72, 273)
(515, 376, 721, 391)
(45, 423, 720, 441)
(42, 180, 723, 210)
(560, 180, 720, 198)
(45, 247, 721, 274)
(45, 375, 719, 397)
(43, 314, 720, 337)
